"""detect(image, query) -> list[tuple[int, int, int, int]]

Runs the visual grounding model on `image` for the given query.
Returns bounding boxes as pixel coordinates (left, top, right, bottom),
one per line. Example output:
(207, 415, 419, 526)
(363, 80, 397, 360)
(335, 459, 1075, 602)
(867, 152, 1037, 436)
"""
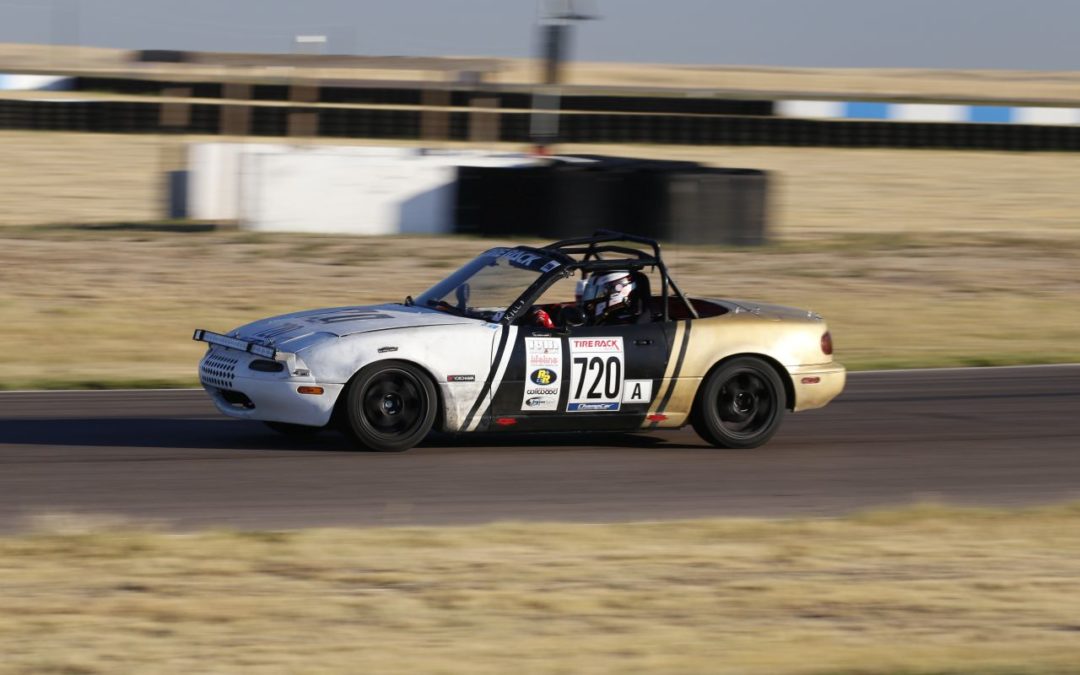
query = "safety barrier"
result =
(455, 158, 768, 245)
(5, 96, 1080, 151)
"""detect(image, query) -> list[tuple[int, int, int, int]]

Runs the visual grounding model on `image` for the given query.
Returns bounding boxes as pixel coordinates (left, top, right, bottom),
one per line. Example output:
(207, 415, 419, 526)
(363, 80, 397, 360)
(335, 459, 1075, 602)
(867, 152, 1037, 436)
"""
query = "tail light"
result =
(821, 331, 834, 356)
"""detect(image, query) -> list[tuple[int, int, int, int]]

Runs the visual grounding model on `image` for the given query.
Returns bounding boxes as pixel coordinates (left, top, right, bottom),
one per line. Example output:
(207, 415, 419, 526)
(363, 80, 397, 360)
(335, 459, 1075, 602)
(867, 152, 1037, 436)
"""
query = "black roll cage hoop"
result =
(502, 230, 699, 325)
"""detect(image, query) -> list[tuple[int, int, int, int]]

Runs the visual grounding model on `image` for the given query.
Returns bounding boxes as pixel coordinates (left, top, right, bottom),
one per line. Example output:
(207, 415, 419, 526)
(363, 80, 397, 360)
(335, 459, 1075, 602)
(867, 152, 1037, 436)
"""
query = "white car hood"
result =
(232, 303, 480, 350)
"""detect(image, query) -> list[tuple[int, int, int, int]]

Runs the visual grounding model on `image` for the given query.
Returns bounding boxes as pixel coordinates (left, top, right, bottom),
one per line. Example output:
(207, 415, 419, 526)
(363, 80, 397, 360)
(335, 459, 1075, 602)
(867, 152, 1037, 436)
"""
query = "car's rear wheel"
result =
(263, 421, 322, 437)
(691, 357, 786, 449)
(342, 361, 437, 452)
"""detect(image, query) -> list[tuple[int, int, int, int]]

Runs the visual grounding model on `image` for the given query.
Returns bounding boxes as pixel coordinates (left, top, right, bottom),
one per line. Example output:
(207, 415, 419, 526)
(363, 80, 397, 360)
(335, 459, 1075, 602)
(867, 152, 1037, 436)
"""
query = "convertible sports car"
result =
(194, 231, 844, 451)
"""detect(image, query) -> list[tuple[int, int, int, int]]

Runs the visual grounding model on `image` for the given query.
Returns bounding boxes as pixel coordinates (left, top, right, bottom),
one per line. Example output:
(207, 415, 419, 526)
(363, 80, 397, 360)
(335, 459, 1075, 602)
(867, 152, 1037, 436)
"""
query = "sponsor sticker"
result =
(520, 337, 562, 411)
(567, 402, 620, 412)
(567, 336, 624, 412)
(529, 368, 558, 385)
(447, 374, 476, 383)
(622, 379, 653, 404)
(485, 247, 556, 271)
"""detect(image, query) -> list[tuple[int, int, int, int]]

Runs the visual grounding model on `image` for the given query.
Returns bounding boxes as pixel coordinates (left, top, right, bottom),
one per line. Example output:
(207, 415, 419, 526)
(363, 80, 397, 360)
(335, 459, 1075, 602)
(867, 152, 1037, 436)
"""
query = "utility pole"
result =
(530, 0, 597, 152)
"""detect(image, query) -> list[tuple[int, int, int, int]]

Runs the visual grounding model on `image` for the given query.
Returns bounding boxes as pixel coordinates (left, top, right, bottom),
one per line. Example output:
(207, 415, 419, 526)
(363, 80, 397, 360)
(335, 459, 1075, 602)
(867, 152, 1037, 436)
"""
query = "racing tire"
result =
(691, 357, 786, 449)
(263, 421, 322, 437)
(342, 361, 437, 452)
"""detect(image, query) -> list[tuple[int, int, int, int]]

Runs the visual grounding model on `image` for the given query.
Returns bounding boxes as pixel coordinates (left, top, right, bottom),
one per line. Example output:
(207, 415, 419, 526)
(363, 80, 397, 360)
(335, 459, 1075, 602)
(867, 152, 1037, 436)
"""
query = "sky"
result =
(1, 0, 1078, 70)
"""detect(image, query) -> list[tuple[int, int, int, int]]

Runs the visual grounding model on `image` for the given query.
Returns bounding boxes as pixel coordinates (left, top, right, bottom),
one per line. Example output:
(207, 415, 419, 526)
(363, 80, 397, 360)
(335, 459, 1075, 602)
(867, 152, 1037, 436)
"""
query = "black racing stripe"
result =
(649, 319, 692, 428)
(461, 326, 512, 431)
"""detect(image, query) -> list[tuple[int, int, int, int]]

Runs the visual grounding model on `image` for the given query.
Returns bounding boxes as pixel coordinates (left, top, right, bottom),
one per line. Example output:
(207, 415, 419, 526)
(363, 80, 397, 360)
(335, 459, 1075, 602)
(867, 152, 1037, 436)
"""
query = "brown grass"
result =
(6, 132, 1080, 239)
(2, 504, 1080, 674)
(2, 132, 1080, 386)
(0, 226, 1078, 388)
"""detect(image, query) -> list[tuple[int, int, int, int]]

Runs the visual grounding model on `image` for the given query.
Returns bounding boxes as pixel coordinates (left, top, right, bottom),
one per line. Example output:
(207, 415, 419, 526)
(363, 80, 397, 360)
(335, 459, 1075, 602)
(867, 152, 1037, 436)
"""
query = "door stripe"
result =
(461, 325, 517, 432)
(649, 319, 692, 427)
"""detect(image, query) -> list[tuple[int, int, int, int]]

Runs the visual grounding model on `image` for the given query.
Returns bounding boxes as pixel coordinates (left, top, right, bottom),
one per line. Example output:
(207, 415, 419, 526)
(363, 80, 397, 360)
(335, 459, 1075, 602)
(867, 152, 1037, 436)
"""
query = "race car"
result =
(194, 231, 844, 451)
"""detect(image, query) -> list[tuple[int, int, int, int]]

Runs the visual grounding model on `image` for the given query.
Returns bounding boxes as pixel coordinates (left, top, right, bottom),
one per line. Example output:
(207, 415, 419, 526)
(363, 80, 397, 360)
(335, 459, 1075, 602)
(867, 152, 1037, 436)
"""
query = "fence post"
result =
(220, 82, 251, 136)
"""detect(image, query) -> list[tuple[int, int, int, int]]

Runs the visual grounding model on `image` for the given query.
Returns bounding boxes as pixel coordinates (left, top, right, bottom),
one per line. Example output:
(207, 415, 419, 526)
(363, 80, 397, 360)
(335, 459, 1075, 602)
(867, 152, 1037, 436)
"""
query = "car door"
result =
(488, 319, 672, 431)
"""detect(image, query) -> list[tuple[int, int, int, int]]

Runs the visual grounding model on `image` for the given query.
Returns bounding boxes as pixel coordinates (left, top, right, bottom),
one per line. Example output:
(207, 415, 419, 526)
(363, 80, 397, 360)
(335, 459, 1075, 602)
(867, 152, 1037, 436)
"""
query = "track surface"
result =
(1, 366, 1078, 532)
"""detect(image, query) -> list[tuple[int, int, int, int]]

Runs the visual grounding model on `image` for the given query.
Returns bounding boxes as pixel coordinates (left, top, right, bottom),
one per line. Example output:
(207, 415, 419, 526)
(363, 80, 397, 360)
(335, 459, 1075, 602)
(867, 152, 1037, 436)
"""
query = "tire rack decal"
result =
(647, 319, 692, 428)
(461, 325, 518, 432)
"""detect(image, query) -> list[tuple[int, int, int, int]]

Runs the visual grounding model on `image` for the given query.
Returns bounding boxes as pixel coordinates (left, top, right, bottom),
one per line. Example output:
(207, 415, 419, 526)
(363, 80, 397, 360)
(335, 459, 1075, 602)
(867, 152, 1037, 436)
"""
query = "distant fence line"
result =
(5, 77, 1080, 150)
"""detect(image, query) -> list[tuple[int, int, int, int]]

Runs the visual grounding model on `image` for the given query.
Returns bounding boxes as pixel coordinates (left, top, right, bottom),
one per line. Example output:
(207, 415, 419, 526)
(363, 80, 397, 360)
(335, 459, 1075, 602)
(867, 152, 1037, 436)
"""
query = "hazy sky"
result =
(1, 0, 1077, 69)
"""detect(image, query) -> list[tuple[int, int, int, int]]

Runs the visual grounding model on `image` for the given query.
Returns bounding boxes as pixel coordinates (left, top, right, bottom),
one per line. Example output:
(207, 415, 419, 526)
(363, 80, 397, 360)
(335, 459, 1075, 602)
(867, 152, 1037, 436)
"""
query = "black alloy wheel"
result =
(343, 361, 437, 452)
(691, 357, 786, 449)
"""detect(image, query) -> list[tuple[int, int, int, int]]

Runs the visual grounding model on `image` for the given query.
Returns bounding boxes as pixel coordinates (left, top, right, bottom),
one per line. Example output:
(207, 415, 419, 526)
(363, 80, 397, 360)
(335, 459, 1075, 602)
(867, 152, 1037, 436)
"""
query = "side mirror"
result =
(455, 283, 470, 310)
(560, 305, 586, 328)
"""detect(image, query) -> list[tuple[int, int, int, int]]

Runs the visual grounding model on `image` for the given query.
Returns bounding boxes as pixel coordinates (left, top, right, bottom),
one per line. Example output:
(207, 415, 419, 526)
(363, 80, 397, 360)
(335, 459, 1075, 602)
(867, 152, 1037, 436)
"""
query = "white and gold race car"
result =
(194, 231, 844, 451)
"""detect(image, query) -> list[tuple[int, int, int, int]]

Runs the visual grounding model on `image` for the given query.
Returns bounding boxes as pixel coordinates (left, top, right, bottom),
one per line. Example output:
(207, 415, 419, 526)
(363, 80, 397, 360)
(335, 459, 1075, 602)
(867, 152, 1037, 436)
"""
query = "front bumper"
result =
(199, 348, 343, 427)
(787, 362, 846, 412)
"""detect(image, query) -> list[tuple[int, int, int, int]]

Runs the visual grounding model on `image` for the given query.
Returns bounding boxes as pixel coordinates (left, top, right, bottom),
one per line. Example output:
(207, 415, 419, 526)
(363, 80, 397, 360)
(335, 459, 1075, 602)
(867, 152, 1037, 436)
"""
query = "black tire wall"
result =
(454, 158, 769, 245)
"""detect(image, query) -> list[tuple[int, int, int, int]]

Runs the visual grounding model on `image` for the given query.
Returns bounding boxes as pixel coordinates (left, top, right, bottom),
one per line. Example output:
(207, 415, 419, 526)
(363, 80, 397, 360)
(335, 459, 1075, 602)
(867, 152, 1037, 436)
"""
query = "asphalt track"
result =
(0, 365, 1078, 532)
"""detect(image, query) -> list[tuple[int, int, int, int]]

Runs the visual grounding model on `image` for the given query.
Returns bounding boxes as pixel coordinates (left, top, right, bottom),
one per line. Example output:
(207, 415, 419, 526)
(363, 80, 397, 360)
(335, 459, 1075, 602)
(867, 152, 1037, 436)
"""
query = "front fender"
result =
(301, 323, 500, 431)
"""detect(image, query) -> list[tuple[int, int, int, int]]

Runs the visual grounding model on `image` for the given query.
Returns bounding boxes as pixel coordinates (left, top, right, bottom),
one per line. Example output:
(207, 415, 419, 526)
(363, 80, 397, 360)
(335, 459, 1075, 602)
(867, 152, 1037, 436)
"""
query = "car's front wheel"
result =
(691, 357, 786, 449)
(342, 361, 437, 452)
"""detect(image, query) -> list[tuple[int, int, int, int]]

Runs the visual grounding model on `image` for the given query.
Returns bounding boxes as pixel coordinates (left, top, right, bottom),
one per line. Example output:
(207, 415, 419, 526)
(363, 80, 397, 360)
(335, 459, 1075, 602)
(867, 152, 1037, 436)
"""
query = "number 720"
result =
(572, 356, 622, 400)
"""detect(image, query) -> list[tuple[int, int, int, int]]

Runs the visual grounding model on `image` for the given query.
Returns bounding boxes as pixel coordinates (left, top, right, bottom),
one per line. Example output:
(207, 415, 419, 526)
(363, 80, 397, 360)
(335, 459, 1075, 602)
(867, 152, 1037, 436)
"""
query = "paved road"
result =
(1, 366, 1078, 531)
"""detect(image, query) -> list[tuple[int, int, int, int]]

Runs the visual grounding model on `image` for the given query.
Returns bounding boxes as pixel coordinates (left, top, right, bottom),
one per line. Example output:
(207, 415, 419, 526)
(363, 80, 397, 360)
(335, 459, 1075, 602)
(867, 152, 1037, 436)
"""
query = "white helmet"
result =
(581, 271, 636, 323)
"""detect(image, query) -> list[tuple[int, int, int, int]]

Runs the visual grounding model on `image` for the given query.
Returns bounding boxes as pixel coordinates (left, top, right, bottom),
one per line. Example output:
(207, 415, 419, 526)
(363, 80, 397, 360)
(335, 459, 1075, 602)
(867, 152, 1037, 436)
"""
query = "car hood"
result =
(231, 303, 480, 351)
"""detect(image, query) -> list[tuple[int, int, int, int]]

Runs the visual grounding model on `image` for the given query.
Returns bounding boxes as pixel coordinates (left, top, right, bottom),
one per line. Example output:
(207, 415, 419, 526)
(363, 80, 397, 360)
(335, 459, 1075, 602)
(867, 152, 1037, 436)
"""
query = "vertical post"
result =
(531, 23, 567, 150)
(288, 83, 319, 137)
(468, 96, 500, 144)
(220, 83, 252, 136)
(290, 35, 326, 138)
(160, 87, 192, 129)
(542, 23, 567, 85)
(421, 88, 451, 141)
(160, 87, 192, 220)
(531, 1, 595, 151)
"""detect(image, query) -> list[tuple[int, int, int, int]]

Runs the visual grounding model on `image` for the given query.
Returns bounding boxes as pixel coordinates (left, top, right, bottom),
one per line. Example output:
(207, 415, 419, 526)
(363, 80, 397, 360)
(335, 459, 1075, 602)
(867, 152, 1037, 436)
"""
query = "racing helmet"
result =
(580, 270, 637, 323)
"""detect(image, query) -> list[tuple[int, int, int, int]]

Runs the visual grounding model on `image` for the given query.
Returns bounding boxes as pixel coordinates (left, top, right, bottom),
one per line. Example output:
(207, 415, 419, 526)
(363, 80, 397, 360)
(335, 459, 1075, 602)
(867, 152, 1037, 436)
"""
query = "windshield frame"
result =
(413, 246, 571, 325)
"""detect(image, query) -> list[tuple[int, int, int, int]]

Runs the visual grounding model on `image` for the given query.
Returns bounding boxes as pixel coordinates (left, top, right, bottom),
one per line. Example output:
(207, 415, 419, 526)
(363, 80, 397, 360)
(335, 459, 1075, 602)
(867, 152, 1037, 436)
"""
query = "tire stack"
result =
(454, 156, 769, 245)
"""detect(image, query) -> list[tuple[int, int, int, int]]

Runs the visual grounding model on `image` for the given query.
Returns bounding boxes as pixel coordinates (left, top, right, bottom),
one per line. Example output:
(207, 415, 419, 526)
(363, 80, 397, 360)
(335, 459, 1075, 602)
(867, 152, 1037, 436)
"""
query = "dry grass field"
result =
(5, 49, 1080, 674)
(5, 131, 1080, 237)
(2, 504, 1080, 674)
(2, 132, 1080, 387)
(1, 224, 1078, 388)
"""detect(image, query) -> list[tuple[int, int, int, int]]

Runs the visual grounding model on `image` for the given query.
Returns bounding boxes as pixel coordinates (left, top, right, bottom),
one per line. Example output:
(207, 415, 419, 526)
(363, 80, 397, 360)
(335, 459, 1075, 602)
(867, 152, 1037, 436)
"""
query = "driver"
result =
(580, 271, 640, 326)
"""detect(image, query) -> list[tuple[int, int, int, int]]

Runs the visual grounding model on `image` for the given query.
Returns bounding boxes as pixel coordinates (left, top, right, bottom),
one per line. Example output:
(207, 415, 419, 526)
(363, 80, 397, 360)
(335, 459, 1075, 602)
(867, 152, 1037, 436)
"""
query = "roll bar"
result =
(541, 230, 699, 321)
